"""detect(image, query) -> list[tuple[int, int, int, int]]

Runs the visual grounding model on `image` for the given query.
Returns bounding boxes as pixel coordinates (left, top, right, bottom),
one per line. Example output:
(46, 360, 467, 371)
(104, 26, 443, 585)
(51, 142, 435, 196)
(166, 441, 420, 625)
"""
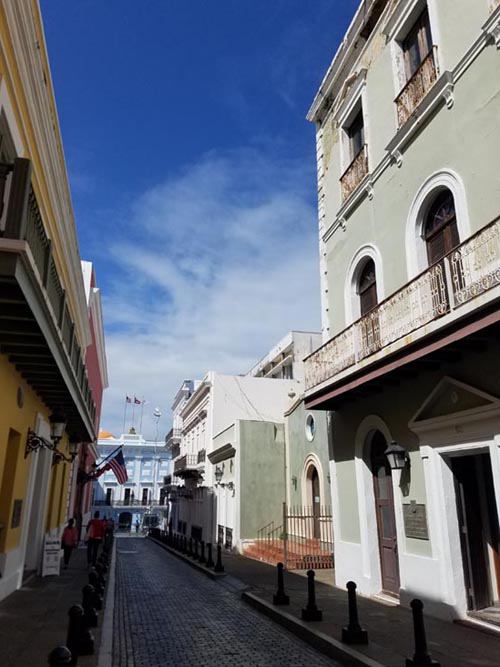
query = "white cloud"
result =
(100, 147, 321, 439)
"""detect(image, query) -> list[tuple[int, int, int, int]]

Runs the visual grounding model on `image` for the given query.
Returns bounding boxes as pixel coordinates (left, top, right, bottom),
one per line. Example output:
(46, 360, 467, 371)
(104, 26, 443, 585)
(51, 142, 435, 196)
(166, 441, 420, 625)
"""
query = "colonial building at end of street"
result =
(304, 0, 500, 623)
(0, 1, 107, 602)
(94, 430, 171, 532)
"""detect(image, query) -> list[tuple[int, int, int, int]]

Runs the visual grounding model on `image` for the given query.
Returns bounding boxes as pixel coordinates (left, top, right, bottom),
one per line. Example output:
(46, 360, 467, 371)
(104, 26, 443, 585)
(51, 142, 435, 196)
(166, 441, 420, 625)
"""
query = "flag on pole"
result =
(134, 397, 141, 405)
(108, 450, 128, 484)
(126, 396, 132, 403)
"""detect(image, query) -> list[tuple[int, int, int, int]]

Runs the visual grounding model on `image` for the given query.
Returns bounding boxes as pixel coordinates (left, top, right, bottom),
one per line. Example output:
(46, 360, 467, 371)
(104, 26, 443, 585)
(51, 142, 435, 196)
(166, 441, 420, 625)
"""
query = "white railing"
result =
(305, 218, 500, 391)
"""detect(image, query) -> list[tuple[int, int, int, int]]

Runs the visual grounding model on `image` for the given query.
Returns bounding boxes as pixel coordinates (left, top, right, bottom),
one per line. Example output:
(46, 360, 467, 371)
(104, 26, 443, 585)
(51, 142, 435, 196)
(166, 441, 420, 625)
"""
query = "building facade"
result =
(305, 0, 500, 621)
(94, 431, 171, 531)
(0, 1, 106, 601)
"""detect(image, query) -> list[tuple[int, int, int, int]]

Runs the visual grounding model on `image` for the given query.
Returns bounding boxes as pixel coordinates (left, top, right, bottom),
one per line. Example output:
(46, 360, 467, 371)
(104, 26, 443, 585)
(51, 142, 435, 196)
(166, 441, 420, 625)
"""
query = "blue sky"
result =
(40, 0, 359, 438)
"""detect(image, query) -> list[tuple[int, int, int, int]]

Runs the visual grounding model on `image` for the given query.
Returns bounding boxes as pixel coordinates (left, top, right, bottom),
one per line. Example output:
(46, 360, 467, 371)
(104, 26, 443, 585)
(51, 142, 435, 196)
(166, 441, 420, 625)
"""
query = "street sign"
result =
(42, 535, 61, 576)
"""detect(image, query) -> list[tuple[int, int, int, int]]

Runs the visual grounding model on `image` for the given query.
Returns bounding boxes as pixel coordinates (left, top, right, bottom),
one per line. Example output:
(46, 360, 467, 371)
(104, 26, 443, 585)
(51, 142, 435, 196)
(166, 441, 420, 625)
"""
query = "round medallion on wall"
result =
(17, 386, 24, 409)
(305, 413, 316, 442)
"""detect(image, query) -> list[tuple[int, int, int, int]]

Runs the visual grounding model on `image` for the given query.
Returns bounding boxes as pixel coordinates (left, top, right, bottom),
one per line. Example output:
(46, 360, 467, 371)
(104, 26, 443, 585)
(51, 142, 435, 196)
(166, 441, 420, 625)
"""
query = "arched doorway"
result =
(118, 511, 132, 532)
(424, 189, 459, 265)
(306, 465, 321, 539)
(370, 431, 400, 595)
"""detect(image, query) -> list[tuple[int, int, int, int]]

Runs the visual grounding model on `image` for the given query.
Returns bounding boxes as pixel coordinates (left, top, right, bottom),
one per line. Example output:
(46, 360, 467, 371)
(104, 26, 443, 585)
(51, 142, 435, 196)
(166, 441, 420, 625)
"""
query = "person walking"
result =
(86, 511, 105, 567)
(61, 518, 78, 569)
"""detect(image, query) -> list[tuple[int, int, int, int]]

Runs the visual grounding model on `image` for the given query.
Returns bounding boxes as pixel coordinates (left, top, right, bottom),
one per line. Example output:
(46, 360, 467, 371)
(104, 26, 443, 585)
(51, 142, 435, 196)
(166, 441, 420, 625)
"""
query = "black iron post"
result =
(273, 562, 290, 605)
(341, 581, 368, 644)
(66, 605, 83, 664)
(48, 646, 73, 666)
(301, 569, 323, 621)
(82, 585, 98, 628)
(206, 542, 214, 568)
(214, 544, 224, 573)
(88, 571, 103, 609)
(406, 599, 441, 666)
(193, 539, 199, 560)
(188, 537, 193, 557)
(199, 540, 206, 564)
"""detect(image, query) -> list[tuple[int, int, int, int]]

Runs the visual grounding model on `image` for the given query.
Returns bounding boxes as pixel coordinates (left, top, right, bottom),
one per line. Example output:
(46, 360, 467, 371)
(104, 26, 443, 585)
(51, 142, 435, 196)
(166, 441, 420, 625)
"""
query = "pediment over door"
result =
(409, 377, 500, 438)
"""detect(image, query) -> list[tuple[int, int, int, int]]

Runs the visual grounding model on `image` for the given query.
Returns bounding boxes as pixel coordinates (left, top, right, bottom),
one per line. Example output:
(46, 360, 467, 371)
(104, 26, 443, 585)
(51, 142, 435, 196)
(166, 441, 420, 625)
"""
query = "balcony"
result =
(174, 454, 204, 479)
(105, 498, 165, 507)
(165, 427, 181, 448)
(305, 217, 500, 399)
(340, 144, 369, 202)
(170, 443, 181, 460)
(395, 47, 438, 128)
(0, 159, 95, 440)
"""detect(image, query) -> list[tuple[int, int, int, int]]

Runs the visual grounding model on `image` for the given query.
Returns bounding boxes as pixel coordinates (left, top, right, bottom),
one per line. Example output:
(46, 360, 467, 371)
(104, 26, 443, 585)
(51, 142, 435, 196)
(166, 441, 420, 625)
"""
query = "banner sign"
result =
(42, 535, 61, 577)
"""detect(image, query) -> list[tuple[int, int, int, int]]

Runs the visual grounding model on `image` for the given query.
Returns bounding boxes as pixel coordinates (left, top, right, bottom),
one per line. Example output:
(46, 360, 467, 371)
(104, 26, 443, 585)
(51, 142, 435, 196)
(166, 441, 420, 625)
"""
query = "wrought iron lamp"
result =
(214, 466, 223, 484)
(25, 413, 67, 458)
(52, 439, 79, 465)
(291, 475, 298, 490)
(384, 440, 410, 470)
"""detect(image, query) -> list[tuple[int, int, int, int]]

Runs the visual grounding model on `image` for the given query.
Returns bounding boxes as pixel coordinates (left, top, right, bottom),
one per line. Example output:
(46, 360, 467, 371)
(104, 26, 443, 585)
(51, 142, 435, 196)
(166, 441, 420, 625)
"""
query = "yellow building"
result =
(0, 1, 100, 600)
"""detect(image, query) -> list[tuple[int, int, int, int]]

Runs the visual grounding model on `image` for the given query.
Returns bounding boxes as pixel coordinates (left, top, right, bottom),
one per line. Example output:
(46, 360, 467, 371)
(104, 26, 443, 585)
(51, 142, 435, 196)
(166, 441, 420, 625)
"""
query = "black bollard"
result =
(66, 605, 84, 663)
(406, 599, 441, 667)
(273, 562, 290, 605)
(182, 536, 187, 554)
(341, 581, 368, 644)
(88, 571, 103, 608)
(95, 563, 107, 587)
(193, 540, 199, 560)
(188, 537, 193, 557)
(206, 542, 214, 568)
(82, 585, 98, 628)
(48, 646, 73, 666)
(301, 569, 323, 621)
(199, 540, 206, 565)
(214, 544, 224, 573)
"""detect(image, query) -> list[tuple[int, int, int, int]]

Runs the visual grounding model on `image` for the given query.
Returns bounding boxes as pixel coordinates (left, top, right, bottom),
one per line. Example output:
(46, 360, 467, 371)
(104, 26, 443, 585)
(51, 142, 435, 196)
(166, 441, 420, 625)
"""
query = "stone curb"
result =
(242, 591, 385, 667)
(148, 536, 226, 581)
(97, 541, 117, 667)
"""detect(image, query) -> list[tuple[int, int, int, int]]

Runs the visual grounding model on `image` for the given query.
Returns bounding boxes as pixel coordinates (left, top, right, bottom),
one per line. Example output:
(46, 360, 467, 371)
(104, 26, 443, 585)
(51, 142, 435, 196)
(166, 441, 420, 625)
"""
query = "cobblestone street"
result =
(113, 537, 340, 666)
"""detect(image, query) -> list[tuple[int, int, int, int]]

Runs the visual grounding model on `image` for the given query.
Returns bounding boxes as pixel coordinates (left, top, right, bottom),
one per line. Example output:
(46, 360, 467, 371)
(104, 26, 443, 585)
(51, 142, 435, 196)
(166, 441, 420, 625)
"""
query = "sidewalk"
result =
(0, 545, 105, 667)
(149, 537, 500, 667)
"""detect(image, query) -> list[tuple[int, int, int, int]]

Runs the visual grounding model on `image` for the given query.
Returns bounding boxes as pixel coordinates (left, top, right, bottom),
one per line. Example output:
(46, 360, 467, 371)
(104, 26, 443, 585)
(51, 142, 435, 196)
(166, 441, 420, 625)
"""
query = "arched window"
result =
(357, 258, 377, 316)
(424, 190, 459, 265)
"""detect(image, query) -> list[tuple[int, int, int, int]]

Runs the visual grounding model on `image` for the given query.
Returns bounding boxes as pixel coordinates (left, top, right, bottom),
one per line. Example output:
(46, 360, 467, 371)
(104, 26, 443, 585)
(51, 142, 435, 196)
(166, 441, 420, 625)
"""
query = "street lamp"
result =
(214, 466, 223, 484)
(384, 440, 410, 471)
(25, 413, 68, 458)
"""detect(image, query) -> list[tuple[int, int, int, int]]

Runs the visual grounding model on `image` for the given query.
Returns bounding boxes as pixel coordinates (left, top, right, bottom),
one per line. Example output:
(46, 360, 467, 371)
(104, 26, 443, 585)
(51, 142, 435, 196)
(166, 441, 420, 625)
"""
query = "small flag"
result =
(134, 397, 141, 405)
(108, 450, 128, 484)
(126, 396, 132, 403)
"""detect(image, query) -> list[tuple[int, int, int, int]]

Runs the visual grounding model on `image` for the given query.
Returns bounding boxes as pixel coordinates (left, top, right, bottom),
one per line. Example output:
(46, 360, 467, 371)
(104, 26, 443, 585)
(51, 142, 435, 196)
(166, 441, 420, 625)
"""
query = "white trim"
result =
(301, 453, 325, 508)
(405, 169, 471, 278)
(344, 244, 385, 325)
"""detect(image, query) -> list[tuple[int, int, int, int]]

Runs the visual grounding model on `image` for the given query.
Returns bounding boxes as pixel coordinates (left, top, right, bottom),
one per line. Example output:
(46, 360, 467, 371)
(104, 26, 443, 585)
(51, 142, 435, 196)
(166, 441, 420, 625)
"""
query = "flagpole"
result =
(94, 445, 123, 472)
(122, 398, 128, 435)
(139, 397, 145, 435)
(131, 399, 136, 430)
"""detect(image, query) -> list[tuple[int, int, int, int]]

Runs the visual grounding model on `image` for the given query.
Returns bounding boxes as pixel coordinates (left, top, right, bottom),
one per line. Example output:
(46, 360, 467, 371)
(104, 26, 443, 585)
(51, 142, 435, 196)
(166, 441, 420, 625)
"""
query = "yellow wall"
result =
(0, 353, 72, 551)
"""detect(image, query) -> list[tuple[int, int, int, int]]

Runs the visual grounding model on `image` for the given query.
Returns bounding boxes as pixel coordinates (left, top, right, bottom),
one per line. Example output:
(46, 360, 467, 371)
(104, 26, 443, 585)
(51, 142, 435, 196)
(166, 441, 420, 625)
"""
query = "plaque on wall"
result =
(11, 499, 22, 529)
(403, 501, 429, 540)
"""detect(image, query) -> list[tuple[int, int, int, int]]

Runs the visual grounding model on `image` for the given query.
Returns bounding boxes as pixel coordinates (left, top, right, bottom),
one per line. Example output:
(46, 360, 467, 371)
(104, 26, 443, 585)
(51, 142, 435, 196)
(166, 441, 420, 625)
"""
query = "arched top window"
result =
(424, 189, 459, 265)
(357, 258, 377, 316)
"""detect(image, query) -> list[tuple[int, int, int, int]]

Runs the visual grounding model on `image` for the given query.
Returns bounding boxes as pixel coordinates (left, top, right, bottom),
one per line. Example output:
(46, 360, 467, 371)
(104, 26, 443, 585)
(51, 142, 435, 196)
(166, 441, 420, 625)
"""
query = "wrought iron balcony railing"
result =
(174, 454, 199, 474)
(340, 144, 369, 202)
(305, 217, 500, 392)
(165, 428, 182, 447)
(197, 449, 206, 463)
(395, 47, 438, 128)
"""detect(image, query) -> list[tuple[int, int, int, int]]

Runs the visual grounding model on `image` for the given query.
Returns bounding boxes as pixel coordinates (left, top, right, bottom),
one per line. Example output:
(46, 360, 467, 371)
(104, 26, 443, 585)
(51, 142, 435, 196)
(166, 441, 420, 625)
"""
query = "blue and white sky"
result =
(40, 0, 359, 439)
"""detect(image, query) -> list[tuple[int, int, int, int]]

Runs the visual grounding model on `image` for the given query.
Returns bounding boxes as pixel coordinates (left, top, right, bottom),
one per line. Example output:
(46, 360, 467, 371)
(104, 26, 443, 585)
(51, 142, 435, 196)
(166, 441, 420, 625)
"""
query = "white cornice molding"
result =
(90, 288, 109, 389)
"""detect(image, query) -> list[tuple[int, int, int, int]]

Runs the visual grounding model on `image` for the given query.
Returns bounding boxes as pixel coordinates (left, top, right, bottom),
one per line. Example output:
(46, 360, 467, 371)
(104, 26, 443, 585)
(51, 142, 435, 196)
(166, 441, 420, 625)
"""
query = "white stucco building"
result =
(304, 0, 500, 624)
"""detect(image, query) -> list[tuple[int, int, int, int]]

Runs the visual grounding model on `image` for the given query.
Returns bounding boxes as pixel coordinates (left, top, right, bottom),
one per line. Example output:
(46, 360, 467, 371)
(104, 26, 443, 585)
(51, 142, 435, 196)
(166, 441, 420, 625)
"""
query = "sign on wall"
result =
(403, 501, 429, 540)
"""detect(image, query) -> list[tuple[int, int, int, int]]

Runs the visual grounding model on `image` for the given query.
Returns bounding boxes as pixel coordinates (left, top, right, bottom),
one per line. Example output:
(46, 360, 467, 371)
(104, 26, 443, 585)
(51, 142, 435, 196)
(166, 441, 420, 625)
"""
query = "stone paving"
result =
(113, 537, 342, 666)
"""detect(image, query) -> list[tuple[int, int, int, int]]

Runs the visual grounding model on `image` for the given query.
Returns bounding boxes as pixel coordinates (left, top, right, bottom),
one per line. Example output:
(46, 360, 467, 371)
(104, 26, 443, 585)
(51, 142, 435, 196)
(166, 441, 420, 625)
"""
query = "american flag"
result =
(108, 449, 128, 484)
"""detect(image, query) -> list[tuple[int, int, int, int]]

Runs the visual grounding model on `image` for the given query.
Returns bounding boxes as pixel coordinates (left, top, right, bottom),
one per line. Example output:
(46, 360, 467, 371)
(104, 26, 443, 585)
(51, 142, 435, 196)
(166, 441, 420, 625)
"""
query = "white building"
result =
(304, 0, 500, 623)
(248, 331, 322, 385)
(94, 431, 171, 531)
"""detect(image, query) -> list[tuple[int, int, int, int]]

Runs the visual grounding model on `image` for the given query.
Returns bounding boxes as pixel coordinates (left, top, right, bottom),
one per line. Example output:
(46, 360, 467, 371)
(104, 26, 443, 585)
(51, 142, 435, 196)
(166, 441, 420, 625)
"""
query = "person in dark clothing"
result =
(86, 511, 105, 567)
(61, 518, 78, 568)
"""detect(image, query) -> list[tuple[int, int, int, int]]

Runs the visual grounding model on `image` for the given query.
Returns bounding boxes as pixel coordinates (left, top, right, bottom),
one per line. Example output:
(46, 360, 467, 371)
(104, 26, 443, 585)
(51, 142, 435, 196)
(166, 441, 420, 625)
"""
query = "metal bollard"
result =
(341, 581, 368, 644)
(66, 605, 84, 663)
(406, 599, 441, 666)
(206, 542, 214, 568)
(301, 569, 323, 621)
(273, 562, 290, 606)
(193, 539, 199, 560)
(89, 570, 104, 598)
(199, 540, 206, 564)
(214, 544, 224, 573)
(48, 646, 72, 666)
(82, 584, 98, 628)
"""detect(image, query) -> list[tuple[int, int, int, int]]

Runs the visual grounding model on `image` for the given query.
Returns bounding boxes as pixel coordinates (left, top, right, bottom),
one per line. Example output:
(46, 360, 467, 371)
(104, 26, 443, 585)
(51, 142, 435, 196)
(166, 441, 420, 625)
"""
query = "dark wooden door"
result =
(311, 468, 321, 539)
(452, 455, 494, 610)
(371, 432, 400, 595)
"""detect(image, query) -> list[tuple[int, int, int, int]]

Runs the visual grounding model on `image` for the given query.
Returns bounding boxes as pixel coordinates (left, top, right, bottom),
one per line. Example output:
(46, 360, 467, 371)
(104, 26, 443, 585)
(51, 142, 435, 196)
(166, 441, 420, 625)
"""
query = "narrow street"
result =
(112, 537, 340, 666)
